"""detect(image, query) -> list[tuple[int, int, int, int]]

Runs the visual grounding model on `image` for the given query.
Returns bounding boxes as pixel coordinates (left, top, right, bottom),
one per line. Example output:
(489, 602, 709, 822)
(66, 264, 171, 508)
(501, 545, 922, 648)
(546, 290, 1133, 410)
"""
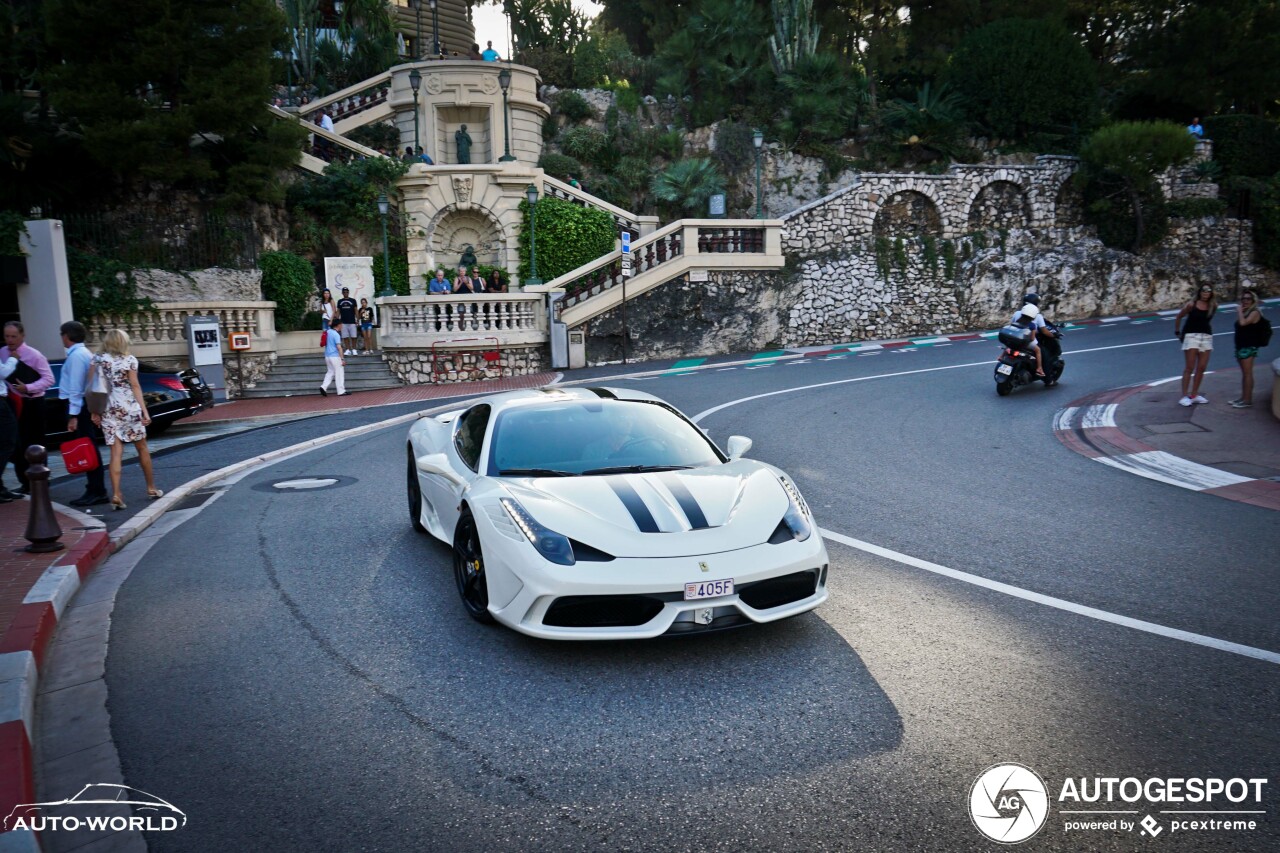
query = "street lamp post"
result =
(408, 68, 422, 156)
(753, 129, 765, 219)
(430, 0, 440, 57)
(497, 67, 516, 162)
(411, 0, 422, 60)
(525, 184, 542, 287)
(377, 194, 394, 297)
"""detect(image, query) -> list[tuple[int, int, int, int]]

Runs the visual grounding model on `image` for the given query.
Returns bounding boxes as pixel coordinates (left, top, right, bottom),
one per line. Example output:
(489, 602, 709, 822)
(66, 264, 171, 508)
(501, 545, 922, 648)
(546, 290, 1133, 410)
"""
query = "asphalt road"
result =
(98, 316, 1279, 851)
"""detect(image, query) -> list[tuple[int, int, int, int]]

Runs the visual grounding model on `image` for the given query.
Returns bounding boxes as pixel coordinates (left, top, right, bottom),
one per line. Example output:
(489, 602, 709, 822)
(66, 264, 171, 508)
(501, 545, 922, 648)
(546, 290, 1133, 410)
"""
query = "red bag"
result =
(60, 437, 100, 474)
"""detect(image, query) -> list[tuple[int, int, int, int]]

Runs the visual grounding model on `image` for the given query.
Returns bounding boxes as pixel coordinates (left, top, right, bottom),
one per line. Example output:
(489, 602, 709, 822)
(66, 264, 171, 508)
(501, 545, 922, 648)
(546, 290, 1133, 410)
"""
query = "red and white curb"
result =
(1053, 381, 1280, 507)
(0, 506, 110, 853)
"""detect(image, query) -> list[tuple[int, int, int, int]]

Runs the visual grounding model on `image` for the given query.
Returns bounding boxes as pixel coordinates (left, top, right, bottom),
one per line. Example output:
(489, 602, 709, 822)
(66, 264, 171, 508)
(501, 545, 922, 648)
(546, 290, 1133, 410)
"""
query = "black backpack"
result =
(1252, 310, 1272, 347)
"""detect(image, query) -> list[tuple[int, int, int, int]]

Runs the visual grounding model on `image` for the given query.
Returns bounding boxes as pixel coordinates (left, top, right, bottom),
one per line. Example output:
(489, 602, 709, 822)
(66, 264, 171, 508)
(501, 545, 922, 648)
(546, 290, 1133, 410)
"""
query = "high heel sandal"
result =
(110, 496, 127, 511)
(148, 489, 164, 500)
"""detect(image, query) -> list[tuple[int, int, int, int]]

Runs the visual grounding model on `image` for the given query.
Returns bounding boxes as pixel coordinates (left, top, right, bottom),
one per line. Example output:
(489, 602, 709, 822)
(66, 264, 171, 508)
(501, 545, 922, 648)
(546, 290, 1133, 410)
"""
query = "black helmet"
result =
(1023, 292, 1041, 306)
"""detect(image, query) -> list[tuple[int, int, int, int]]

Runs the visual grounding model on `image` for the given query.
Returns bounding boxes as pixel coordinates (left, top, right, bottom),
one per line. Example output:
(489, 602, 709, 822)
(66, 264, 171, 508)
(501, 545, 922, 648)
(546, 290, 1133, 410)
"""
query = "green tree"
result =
(1120, 0, 1280, 118)
(1078, 121, 1195, 252)
(44, 0, 306, 203)
(657, 0, 772, 126)
(777, 52, 863, 146)
(946, 18, 1099, 143)
(518, 197, 615, 282)
(651, 158, 727, 217)
(874, 82, 969, 167)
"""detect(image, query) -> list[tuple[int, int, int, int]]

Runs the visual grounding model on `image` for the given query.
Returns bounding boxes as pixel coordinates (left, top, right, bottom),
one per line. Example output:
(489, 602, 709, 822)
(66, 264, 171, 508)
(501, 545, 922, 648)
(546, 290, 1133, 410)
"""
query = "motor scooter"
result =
(994, 322, 1064, 396)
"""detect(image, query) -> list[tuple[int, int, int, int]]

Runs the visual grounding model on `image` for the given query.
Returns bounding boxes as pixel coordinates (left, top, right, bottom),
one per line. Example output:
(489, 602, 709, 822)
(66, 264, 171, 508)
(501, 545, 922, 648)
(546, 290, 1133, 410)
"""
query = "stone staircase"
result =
(240, 353, 404, 398)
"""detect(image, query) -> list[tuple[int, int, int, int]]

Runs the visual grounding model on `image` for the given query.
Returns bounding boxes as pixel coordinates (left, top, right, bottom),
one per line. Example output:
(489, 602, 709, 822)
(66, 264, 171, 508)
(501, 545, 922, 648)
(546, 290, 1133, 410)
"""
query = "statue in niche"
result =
(455, 125, 472, 164)
(459, 244, 478, 268)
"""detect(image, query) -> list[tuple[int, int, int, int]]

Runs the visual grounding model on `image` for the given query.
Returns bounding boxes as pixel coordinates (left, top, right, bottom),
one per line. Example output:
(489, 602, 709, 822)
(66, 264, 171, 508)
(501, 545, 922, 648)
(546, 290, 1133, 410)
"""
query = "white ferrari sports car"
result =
(406, 386, 829, 639)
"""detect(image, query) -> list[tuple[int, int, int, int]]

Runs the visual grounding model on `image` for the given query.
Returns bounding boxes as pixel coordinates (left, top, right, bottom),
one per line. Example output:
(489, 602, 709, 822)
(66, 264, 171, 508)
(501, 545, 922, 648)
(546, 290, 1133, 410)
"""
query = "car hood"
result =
(499, 460, 789, 558)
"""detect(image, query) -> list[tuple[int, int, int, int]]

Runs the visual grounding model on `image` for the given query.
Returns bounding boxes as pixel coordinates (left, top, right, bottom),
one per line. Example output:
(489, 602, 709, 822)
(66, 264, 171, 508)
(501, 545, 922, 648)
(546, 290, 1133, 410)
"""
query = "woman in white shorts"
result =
(1173, 284, 1217, 407)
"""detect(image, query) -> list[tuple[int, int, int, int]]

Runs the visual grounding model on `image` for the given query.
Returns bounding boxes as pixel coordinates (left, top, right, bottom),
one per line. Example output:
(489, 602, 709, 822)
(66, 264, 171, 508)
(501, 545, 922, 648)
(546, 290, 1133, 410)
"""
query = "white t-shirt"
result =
(1010, 310, 1046, 330)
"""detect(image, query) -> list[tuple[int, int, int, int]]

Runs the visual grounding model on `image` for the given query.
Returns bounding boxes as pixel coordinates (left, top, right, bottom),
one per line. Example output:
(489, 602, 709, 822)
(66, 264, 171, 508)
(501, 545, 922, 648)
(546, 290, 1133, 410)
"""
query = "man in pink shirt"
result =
(1, 321, 55, 494)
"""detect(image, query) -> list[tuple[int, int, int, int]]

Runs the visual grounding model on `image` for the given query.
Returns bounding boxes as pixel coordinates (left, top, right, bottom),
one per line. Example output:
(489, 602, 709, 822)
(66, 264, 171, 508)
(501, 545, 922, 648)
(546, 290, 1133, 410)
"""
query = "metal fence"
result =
(59, 211, 260, 270)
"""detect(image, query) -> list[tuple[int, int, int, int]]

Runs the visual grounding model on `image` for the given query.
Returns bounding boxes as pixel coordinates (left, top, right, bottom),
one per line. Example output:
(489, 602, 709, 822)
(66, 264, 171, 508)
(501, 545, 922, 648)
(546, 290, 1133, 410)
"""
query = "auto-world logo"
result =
(969, 763, 1050, 844)
(3, 784, 186, 833)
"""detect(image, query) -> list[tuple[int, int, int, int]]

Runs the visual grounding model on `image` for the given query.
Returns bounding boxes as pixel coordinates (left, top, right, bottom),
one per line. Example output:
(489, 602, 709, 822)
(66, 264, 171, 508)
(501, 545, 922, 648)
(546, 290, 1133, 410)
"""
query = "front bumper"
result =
(487, 534, 830, 640)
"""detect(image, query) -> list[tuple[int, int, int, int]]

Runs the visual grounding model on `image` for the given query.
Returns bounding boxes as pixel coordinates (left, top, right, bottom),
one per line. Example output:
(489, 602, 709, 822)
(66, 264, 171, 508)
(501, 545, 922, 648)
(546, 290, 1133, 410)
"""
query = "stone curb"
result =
(0, 504, 110, 852)
(1053, 377, 1280, 510)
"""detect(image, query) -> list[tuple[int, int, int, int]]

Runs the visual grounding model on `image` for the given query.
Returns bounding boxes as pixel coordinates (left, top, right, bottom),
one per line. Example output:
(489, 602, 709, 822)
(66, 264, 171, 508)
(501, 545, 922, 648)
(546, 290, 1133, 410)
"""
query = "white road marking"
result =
(1094, 451, 1252, 491)
(691, 334, 1191, 423)
(1054, 407, 1080, 432)
(913, 337, 952, 344)
(1102, 316, 1131, 323)
(717, 367, 738, 371)
(1081, 404, 1117, 429)
(1147, 375, 1182, 386)
(820, 528, 1280, 665)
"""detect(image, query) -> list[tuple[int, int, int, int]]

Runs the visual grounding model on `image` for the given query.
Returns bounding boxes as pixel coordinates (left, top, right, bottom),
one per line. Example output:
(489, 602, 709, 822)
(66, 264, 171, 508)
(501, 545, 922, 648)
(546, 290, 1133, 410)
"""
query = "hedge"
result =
(517, 197, 615, 283)
(1167, 198, 1228, 219)
(1202, 115, 1280, 179)
(259, 250, 317, 332)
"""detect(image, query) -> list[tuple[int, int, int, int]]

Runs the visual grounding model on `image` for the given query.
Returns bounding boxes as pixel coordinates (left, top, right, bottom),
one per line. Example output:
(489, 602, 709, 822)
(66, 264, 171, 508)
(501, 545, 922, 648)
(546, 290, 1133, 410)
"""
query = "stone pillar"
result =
(18, 220, 75, 357)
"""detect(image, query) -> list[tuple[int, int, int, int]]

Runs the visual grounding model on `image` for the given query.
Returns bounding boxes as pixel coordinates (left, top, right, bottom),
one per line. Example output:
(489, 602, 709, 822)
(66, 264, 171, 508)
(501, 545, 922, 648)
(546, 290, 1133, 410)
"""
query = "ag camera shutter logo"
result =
(969, 763, 1050, 844)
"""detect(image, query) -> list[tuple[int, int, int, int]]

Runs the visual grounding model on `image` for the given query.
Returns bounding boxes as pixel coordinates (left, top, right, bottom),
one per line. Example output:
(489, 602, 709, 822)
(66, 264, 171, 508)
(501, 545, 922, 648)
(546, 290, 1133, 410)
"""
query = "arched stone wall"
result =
(966, 180, 1031, 230)
(873, 190, 943, 237)
(1054, 180, 1084, 226)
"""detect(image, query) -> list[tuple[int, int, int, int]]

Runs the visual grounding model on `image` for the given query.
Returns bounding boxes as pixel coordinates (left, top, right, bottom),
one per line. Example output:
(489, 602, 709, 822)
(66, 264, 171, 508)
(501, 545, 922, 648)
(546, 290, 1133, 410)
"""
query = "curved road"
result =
(96, 316, 1279, 851)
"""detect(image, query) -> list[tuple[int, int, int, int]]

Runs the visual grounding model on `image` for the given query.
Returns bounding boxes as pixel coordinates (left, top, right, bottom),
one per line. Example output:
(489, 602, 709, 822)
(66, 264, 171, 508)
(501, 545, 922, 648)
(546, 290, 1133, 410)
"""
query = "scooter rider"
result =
(1009, 299, 1047, 378)
(1023, 293, 1062, 378)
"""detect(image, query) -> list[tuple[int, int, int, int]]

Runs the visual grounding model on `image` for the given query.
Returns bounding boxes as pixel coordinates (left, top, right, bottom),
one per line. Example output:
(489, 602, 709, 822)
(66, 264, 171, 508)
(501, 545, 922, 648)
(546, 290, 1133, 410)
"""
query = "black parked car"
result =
(41, 361, 214, 444)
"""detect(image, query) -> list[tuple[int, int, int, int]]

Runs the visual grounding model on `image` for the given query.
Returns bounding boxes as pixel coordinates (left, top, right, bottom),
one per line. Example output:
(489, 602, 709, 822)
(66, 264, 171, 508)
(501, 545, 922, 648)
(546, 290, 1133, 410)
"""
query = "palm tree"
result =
(651, 159, 726, 217)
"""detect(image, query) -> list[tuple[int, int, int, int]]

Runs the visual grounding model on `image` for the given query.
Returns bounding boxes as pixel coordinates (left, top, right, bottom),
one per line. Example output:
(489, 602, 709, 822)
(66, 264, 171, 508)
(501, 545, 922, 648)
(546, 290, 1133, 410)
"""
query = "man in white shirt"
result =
(58, 321, 108, 506)
(0, 352, 18, 501)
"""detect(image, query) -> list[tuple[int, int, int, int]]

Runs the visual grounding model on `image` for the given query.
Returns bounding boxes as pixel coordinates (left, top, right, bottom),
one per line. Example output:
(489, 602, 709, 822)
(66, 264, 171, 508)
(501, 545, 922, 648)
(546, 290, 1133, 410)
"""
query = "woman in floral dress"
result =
(90, 330, 162, 509)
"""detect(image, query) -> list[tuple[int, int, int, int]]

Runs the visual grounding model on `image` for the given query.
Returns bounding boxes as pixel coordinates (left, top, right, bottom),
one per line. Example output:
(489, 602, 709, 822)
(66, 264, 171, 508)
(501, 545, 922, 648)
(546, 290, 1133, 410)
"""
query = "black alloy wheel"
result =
(407, 448, 427, 533)
(453, 509, 494, 623)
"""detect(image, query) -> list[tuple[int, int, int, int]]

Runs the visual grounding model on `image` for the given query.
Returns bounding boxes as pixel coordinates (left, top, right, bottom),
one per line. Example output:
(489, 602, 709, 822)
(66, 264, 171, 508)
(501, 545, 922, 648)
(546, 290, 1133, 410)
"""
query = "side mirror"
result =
(726, 436, 752, 459)
(416, 453, 466, 486)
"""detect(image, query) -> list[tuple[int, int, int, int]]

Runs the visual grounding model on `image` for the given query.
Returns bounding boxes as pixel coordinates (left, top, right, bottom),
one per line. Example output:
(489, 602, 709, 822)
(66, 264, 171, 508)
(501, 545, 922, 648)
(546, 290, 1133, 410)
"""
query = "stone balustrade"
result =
(86, 301, 277, 357)
(375, 293, 547, 349)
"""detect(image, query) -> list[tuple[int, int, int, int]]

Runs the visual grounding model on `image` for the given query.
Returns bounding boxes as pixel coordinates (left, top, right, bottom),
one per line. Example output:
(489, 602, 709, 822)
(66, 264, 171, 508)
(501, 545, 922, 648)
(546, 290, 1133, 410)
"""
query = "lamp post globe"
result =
(525, 184, 542, 287)
(753, 129, 765, 219)
(497, 67, 516, 162)
(408, 68, 422, 156)
(377, 194, 394, 297)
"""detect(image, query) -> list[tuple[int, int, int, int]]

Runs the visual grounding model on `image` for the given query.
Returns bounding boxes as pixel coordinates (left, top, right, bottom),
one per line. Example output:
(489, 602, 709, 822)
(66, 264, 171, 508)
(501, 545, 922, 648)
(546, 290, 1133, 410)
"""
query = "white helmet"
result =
(1020, 303, 1041, 320)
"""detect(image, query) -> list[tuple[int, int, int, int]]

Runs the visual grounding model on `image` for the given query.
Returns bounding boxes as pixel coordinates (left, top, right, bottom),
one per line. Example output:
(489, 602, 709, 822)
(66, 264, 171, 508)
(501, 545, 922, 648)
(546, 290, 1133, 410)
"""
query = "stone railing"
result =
(529, 220, 781, 317)
(297, 72, 392, 126)
(375, 293, 547, 349)
(541, 175, 660, 238)
(85, 301, 277, 357)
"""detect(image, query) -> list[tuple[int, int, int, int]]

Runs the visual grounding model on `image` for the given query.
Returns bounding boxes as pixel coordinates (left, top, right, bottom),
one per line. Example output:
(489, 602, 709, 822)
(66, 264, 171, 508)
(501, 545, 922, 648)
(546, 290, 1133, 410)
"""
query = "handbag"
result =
(85, 362, 109, 415)
(60, 437, 100, 474)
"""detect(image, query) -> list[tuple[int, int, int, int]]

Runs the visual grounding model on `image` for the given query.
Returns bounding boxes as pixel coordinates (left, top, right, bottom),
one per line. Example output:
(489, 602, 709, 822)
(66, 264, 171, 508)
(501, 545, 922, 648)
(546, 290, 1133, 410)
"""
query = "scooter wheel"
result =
(996, 382, 1012, 397)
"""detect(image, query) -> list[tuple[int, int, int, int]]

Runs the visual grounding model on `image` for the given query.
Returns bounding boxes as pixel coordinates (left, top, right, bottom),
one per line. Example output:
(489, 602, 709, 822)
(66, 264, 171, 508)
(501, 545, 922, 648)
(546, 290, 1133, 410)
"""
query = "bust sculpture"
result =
(460, 244, 478, 268)
(455, 124, 472, 164)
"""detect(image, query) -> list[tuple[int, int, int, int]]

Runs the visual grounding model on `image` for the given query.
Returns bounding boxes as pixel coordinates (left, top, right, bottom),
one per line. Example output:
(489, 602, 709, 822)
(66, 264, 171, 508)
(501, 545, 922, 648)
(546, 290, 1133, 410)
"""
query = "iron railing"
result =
(59, 211, 260, 270)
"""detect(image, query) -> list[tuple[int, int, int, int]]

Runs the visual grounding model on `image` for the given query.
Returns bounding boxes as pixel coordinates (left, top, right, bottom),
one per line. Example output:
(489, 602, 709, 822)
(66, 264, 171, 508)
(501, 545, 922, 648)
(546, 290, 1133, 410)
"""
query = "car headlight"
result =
(500, 498, 575, 565)
(777, 477, 813, 542)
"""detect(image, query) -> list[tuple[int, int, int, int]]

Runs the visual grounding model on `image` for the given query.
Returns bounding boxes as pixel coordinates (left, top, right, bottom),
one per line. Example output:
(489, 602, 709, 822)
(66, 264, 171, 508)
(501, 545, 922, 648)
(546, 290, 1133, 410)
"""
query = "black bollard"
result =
(23, 445, 65, 554)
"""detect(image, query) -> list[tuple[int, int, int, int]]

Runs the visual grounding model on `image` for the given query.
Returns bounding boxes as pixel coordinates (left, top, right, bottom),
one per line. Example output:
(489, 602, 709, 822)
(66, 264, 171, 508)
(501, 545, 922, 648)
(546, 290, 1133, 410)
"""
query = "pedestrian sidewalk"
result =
(185, 370, 561, 426)
(1055, 363, 1280, 510)
(1, 497, 111, 849)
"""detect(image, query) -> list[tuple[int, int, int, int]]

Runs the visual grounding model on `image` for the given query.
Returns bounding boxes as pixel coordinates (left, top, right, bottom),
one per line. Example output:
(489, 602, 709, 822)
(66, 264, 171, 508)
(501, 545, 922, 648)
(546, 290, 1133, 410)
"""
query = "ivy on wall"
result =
(66, 248, 153, 320)
(517, 197, 616, 283)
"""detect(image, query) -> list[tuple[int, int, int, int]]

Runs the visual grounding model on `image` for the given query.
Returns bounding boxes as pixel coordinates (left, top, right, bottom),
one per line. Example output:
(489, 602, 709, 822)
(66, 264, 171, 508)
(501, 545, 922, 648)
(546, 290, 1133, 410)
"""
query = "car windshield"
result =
(488, 399, 724, 476)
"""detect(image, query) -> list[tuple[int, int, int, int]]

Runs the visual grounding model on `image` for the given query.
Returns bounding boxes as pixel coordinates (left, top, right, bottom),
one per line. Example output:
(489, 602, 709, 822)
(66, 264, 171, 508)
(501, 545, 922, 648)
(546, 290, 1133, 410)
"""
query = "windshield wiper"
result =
(497, 468, 577, 477)
(580, 465, 693, 476)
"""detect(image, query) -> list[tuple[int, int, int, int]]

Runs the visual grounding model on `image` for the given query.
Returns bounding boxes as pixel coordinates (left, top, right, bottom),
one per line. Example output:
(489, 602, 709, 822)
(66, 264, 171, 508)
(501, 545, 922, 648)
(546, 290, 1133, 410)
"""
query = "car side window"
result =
(454, 404, 491, 472)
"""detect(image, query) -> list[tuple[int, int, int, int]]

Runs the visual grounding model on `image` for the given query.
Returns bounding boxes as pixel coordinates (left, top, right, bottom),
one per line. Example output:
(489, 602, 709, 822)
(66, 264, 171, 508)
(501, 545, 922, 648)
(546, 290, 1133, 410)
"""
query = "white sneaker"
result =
(1192, 395, 1208, 404)
(1179, 396, 1193, 407)
(344, 349, 353, 356)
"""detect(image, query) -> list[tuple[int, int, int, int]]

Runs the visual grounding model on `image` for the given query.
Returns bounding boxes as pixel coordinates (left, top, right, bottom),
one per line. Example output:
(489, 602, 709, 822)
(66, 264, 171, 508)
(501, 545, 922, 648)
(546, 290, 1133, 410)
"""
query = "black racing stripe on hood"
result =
(607, 477, 660, 532)
(658, 472, 709, 530)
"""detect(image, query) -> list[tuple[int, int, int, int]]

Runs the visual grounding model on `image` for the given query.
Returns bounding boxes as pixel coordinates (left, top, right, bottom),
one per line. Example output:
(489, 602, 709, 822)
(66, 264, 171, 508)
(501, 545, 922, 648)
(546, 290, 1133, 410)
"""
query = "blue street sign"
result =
(621, 231, 631, 254)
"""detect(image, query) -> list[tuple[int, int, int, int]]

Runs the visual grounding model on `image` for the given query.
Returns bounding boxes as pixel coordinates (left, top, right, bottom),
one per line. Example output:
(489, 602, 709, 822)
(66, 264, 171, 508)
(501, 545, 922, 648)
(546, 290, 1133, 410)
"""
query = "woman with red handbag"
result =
(90, 330, 162, 509)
